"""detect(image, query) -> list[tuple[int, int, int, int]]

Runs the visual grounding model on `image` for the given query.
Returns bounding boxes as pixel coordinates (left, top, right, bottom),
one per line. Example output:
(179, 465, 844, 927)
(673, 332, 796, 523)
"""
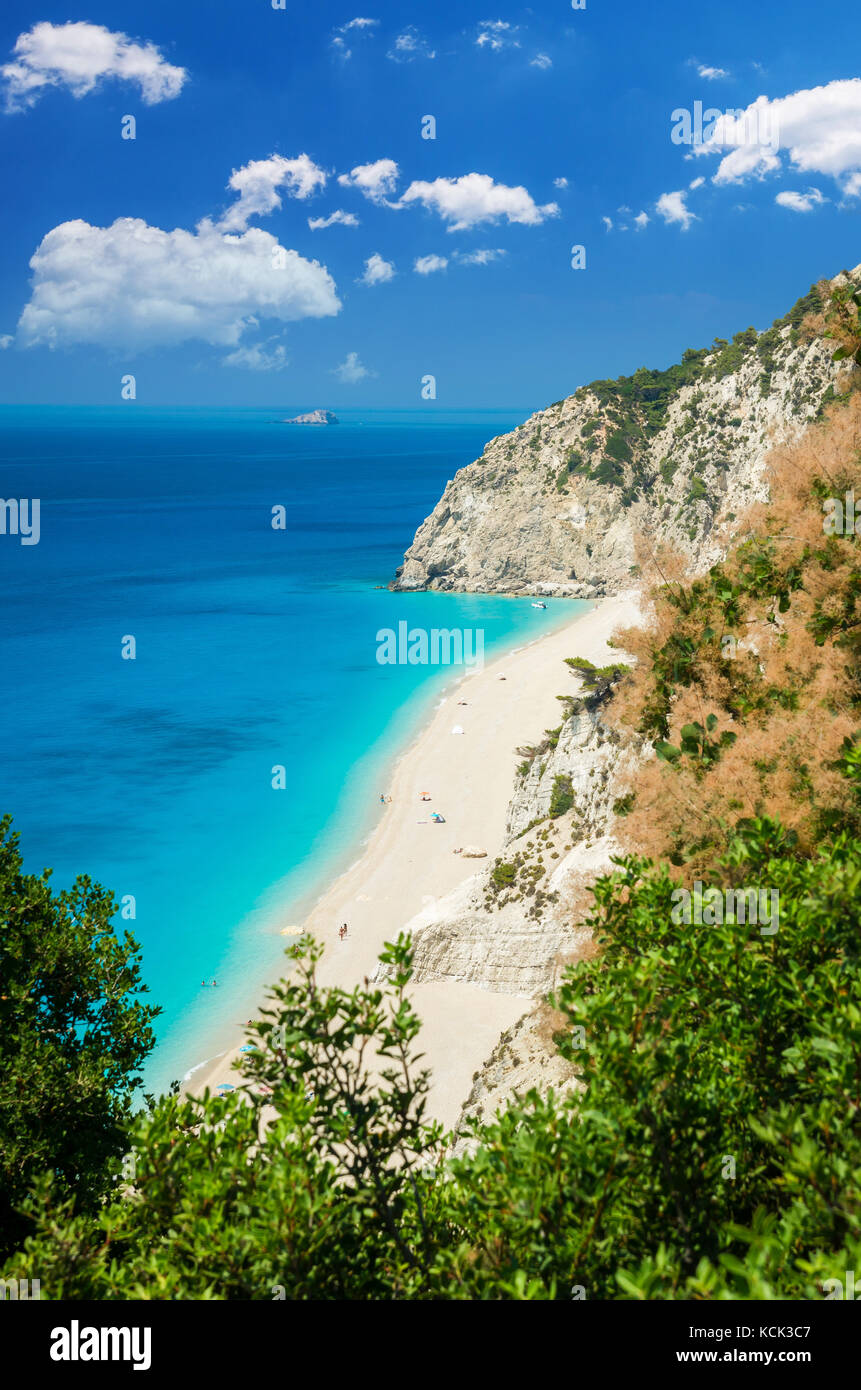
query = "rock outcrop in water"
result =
(393, 280, 849, 597)
(283, 409, 338, 425)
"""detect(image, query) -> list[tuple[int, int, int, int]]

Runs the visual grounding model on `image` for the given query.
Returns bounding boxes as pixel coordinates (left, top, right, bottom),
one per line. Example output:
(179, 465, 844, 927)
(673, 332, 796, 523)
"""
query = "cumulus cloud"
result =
(604, 207, 649, 233)
(333, 351, 375, 383)
(692, 79, 861, 196)
(775, 186, 827, 212)
(342, 16, 378, 27)
(554, 176, 569, 189)
(398, 173, 559, 230)
(338, 159, 399, 204)
(531, 54, 553, 70)
(387, 28, 435, 62)
(476, 21, 520, 51)
(656, 190, 697, 229)
(689, 176, 706, 189)
(414, 254, 448, 275)
(0, 334, 13, 349)
(698, 64, 729, 80)
(415, 249, 505, 272)
(308, 209, 360, 230)
(15, 217, 340, 351)
(2, 21, 186, 113)
(331, 17, 379, 60)
(223, 340, 289, 371)
(456, 248, 506, 265)
(358, 253, 395, 286)
(218, 155, 327, 232)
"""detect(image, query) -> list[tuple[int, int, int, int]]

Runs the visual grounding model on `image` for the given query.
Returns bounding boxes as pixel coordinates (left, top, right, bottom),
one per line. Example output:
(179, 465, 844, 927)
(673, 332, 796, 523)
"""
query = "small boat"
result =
(531, 601, 547, 609)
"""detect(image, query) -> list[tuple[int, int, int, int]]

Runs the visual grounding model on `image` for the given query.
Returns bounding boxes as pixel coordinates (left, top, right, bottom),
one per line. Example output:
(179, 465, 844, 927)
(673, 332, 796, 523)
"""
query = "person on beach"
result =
(339, 924, 347, 941)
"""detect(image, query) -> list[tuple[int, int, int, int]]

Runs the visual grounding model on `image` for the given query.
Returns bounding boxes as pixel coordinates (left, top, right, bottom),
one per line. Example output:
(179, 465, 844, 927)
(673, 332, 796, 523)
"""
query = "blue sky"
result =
(0, 0, 859, 408)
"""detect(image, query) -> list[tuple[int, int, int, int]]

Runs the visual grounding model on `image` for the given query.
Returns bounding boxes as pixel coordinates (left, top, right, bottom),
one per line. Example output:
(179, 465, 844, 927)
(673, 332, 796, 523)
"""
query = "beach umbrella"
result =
(239, 1045, 258, 1054)
(216, 1083, 235, 1092)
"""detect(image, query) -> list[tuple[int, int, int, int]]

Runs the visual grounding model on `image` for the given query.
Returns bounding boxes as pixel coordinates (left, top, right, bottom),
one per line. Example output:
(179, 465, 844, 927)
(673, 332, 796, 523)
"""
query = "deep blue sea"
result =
(0, 406, 585, 1092)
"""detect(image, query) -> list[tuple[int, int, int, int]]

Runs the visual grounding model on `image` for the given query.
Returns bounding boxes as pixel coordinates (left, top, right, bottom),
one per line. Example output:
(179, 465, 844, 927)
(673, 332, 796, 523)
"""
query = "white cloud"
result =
(775, 186, 827, 212)
(223, 340, 289, 371)
(359, 252, 395, 286)
(689, 176, 705, 189)
(602, 216, 613, 231)
(456, 248, 507, 265)
(16, 217, 340, 350)
(414, 254, 448, 275)
(218, 155, 327, 232)
(698, 64, 729, 80)
(399, 173, 559, 230)
(2, 21, 186, 113)
(308, 210, 360, 230)
(338, 159, 399, 204)
(693, 79, 861, 196)
(656, 190, 697, 229)
(476, 21, 521, 51)
(0, 334, 12, 349)
(633, 211, 650, 229)
(531, 54, 553, 70)
(333, 351, 375, 383)
(331, 17, 379, 60)
(387, 28, 435, 62)
(553, 176, 569, 189)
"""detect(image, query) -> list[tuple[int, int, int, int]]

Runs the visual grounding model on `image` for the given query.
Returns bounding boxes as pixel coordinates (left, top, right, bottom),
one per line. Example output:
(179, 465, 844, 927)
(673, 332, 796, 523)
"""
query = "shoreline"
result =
(191, 590, 641, 1128)
(167, 598, 585, 1090)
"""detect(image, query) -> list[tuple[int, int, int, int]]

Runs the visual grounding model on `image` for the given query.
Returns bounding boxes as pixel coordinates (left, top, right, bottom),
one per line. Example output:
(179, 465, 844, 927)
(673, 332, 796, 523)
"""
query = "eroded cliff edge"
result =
(393, 283, 843, 598)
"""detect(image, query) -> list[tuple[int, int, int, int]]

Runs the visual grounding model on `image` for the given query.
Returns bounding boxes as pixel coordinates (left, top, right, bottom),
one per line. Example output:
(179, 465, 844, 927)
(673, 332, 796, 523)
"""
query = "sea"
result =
(0, 405, 587, 1093)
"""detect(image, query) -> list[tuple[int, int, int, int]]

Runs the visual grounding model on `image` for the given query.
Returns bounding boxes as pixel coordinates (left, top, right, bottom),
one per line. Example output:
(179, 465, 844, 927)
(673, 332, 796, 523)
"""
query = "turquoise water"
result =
(0, 406, 585, 1091)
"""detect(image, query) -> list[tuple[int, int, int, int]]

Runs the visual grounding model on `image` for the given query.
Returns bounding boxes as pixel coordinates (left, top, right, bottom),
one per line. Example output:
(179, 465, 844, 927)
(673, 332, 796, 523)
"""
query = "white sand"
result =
(192, 590, 641, 1129)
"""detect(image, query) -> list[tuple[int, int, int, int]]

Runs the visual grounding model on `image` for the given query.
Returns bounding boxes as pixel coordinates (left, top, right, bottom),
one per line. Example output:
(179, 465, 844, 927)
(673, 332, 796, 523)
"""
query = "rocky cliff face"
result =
(390, 270, 858, 1137)
(385, 678, 639, 997)
(393, 282, 844, 597)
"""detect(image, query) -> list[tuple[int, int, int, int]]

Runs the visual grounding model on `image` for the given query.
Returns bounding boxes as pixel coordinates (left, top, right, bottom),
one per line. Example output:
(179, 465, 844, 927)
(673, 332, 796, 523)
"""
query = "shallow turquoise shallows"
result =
(0, 406, 587, 1093)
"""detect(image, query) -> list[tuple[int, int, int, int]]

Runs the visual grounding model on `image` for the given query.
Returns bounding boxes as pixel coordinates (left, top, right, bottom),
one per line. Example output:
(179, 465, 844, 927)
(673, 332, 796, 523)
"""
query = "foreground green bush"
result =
(3, 804, 859, 1299)
(0, 816, 158, 1262)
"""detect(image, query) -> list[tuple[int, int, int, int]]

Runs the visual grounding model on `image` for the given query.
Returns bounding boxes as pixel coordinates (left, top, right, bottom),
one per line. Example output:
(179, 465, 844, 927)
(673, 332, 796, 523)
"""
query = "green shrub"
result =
(549, 774, 575, 818)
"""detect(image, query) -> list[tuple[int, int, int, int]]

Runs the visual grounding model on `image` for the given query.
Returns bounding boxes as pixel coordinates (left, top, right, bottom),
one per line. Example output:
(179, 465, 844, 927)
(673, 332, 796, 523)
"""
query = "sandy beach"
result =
(192, 589, 641, 1129)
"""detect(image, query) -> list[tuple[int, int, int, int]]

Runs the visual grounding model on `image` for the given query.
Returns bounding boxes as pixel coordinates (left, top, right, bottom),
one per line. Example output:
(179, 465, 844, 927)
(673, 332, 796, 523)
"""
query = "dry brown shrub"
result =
(603, 392, 861, 878)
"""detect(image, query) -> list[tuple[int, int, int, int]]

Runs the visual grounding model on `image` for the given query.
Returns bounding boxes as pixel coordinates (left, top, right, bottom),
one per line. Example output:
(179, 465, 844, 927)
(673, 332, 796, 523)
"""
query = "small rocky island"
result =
(282, 409, 339, 426)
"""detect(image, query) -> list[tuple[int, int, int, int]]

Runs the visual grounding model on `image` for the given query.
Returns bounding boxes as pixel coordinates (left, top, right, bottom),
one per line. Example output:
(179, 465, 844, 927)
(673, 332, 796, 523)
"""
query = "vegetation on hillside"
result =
(564, 282, 828, 507)
(612, 388, 861, 875)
